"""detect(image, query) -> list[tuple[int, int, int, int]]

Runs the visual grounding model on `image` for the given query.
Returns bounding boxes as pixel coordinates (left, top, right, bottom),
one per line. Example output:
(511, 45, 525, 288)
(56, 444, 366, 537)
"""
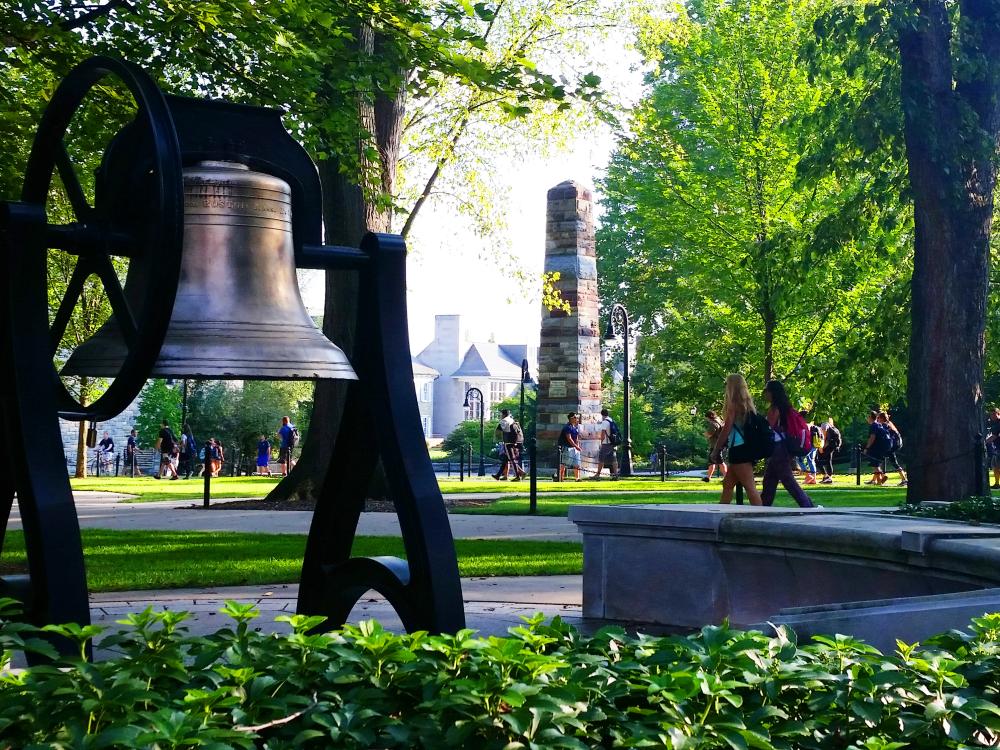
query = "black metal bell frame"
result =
(0, 56, 464, 660)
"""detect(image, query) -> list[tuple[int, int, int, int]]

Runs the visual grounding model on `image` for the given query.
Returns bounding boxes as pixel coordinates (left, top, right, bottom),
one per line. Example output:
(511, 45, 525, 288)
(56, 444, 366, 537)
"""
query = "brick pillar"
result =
(536, 181, 603, 472)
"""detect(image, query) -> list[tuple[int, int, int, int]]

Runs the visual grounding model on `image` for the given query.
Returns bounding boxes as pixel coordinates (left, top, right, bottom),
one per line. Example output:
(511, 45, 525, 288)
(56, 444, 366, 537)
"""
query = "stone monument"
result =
(536, 181, 603, 470)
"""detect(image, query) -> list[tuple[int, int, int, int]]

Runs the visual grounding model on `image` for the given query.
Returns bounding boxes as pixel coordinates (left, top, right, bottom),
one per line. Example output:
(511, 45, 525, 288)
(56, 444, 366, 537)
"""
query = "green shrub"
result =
(896, 495, 1000, 524)
(5, 598, 1000, 748)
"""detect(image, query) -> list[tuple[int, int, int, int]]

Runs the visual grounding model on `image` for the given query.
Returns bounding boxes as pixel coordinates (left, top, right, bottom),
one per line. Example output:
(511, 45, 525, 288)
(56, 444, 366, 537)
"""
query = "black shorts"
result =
(727, 444, 753, 465)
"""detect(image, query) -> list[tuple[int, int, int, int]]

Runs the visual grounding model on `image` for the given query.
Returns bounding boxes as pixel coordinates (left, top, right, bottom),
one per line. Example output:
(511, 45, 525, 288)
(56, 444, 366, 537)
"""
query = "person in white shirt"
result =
(592, 408, 619, 480)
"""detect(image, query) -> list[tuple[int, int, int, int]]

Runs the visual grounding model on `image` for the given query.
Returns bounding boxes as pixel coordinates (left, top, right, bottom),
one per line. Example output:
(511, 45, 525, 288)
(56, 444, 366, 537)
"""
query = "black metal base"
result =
(297, 233, 465, 633)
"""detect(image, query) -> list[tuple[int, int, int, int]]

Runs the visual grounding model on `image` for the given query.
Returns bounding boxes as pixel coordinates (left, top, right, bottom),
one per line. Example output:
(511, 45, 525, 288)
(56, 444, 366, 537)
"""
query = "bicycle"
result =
(89, 449, 114, 476)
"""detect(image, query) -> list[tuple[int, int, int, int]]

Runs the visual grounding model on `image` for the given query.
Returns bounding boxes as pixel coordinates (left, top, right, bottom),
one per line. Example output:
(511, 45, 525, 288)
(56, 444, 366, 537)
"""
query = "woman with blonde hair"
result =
(710, 374, 763, 505)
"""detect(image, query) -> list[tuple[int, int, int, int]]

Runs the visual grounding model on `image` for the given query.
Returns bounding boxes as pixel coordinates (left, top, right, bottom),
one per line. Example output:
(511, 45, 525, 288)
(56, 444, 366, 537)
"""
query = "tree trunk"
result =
(74, 378, 88, 478)
(900, 0, 999, 502)
(266, 27, 406, 503)
(762, 308, 775, 385)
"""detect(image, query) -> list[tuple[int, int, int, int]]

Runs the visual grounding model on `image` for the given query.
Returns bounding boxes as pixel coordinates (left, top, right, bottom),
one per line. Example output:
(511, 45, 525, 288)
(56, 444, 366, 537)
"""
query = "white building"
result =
(413, 315, 537, 439)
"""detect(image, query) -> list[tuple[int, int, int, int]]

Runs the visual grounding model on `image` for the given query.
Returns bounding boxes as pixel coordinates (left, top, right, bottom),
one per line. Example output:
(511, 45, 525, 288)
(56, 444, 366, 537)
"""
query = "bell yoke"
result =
(0, 55, 465, 658)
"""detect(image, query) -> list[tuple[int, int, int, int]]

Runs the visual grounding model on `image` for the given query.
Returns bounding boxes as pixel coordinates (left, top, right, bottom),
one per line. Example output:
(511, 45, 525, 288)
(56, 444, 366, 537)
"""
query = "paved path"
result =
(9, 491, 581, 542)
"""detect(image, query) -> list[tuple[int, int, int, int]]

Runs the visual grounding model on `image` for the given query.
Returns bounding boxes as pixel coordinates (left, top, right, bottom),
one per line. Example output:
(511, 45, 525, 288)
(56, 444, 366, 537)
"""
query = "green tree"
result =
(809, 0, 1000, 502)
(598, 0, 910, 418)
(134, 379, 181, 449)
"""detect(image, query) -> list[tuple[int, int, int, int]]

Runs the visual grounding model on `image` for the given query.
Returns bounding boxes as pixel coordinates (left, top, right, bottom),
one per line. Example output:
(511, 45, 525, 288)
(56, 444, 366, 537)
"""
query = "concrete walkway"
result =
(89, 576, 583, 648)
(9, 491, 580, 542)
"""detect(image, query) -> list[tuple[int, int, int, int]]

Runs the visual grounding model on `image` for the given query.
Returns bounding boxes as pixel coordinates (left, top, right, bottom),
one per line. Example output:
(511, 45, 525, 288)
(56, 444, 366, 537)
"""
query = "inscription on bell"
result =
(185, 178, 292, 221)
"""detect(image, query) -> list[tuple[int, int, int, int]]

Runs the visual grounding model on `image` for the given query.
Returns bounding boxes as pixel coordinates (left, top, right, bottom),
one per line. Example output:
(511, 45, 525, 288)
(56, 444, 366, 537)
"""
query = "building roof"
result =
(451, 343, 532, 380)
(411, 360, 440, 377)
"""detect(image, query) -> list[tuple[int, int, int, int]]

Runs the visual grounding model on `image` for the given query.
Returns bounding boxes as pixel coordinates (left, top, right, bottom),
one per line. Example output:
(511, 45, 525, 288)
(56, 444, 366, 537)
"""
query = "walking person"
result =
(878, 411, 908, 486)
(592, 408, 620, 480)
(179, 424, 197, 479)
(125, 428, 140, 476)
(277, 416, 296, 476)
(801, 413, 820, 485)
(987, 407, 1000, 489)
(558, 412, 583, 482)
(817, 418, 841, 483)
(506, 416, 526, 481)
(760, 381, 815, 508)
(710, 374, 763, 506)
(492, 409, 517, 480)
(205, 438, 224, 477)
(154, 420, 179, 480)
(703, 410, 728, 482)
(864, 410, 891, 485)
(256, 435, 272, 476)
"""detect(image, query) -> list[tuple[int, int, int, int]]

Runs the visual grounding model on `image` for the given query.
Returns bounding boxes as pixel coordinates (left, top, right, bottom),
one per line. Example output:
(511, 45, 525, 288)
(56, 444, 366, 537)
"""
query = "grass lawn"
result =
(450, 485, 908, 516)
(0, 530, 581, 592)
(71, 476, 282, 501)
(70, 475, 919, 513)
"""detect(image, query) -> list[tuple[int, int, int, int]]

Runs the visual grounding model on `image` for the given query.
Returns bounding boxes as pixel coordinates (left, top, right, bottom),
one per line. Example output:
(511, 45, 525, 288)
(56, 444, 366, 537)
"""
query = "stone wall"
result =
(536, 181, 603, 468)
(58, 395, 142, 475)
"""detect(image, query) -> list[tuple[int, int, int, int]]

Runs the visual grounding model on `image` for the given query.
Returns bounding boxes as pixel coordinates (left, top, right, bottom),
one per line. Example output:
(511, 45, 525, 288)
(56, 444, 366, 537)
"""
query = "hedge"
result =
(3, 598, 1000, 748)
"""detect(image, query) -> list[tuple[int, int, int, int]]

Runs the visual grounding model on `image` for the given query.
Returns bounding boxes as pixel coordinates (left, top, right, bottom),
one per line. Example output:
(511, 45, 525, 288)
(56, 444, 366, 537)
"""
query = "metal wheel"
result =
(19, 56, 183, 421)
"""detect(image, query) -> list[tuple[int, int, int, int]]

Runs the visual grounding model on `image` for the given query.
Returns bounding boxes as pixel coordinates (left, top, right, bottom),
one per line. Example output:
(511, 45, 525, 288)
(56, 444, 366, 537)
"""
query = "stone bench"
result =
(568, 504, 1000, 650)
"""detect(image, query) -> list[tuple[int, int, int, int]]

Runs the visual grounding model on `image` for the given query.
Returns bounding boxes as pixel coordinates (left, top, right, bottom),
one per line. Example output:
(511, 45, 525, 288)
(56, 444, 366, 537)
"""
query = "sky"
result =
(298, 28, 645, 356)
(297, 126, 621, 352)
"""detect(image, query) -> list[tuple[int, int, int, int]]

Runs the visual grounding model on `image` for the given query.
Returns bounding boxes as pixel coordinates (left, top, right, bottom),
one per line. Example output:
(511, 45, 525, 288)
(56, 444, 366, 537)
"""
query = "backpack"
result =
(810, 424, 824, 450)
(871, 422, 892, 453)
(608, 419, 623, 446)
(824, 425, 842, 452)
(290, 426, 300, 447)
(782, 410, 811, 457)
(510, 421, 524, 444)
(738, 412, 776, 462)
(887, 424, 902, 452)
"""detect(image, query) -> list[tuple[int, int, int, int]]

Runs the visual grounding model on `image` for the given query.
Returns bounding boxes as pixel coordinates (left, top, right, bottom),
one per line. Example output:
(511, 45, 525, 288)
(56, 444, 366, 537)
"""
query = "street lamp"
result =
(463, 387, 486, 476)
(519, 359, 531, 426)
(604, 303, 633, 477)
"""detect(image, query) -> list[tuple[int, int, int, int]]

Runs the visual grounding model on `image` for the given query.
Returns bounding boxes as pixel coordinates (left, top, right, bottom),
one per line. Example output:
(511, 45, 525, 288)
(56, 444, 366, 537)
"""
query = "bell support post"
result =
(0, 202, 91, 658)
(298, 232, 465, 633)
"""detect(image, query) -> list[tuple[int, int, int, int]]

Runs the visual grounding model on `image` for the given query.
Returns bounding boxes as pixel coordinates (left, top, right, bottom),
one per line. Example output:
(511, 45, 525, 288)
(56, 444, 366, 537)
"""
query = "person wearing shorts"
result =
(256, 435, 271, 476)
(277, 416, 295, 476)
(558, 413, 582, 481)
(864, 411, 889, 485)
(592, 408, 619, 480)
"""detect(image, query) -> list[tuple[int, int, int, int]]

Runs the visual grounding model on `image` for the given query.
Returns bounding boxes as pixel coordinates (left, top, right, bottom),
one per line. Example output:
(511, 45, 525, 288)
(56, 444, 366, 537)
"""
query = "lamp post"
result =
(519, 359, 531, 426)
(463, 387, 486, 476)
(604, 303, 633, 477)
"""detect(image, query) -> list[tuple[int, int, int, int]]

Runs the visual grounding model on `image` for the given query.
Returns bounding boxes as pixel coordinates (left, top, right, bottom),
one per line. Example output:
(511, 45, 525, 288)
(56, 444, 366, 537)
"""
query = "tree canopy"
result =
(597, 0, 913, 421)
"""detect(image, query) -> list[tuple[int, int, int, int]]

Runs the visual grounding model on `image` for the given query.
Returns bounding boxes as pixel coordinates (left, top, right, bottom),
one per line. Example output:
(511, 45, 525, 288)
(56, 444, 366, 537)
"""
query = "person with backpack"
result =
(277, 416, 298, 476)
(878, 411, 908, 486)
(179, 424, 198, 479)
(801, 413, 821, 485)
(154, 419, 179, 480)
(760, 381, 815, 508)
(492, 409, 526, 481)
(864, 410, 891, 485)
(592, 407, 620, 480)
(703, 410, 728, 482)
(817, 418, 842, 483)
(710, 374, 764, 505)
(987, 407, 1000, 489)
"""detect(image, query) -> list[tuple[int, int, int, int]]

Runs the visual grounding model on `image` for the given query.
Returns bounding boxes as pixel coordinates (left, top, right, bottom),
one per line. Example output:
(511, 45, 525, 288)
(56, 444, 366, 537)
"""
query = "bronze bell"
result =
(62, 161, 356, 380)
